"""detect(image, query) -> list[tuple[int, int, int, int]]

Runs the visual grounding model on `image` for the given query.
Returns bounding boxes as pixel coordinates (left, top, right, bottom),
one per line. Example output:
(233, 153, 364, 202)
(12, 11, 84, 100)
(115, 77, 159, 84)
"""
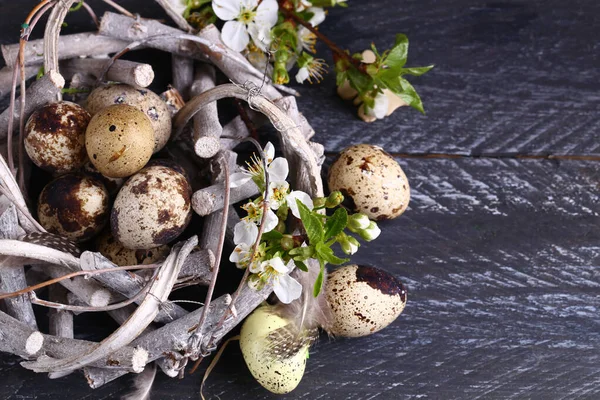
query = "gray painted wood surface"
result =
(0, 0, 599, 399)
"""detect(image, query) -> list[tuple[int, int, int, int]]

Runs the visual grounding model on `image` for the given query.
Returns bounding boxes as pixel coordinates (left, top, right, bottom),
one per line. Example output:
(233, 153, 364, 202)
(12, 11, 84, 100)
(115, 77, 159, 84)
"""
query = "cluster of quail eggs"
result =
(25, 84, 192, 263)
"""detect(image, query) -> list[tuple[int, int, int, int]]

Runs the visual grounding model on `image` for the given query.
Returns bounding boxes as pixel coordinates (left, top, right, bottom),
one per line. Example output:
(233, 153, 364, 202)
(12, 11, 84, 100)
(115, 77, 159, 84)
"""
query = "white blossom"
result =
(254, 257, 302, 304)
(307, 7, 325, 26)
(366, 91, 389, 119)
(213, 0, 278, 52)
(230, 142, 289, 189)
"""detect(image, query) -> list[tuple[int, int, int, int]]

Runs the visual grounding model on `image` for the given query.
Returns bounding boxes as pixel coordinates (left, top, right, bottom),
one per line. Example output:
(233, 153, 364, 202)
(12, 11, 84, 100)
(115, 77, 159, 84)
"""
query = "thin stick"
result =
(102, 0, 135, 17)
(187, 153, 230, 358)
(190, 138, 269, 373)
(0, 264, 159, 300)
(0, 186, 45, 231)
(28, 268, 158, 312)
(81, 1, 100, 28)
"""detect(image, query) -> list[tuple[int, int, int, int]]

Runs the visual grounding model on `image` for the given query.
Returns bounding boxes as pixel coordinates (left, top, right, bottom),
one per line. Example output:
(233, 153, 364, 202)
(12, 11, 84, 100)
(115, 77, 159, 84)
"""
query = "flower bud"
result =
(312, 197, 326, 208)
(358, 221, 381, 241)
(348, 213, 370, 230)
(325, 191, 344, 208)
(275, 220, 287, 234)
(340, 235, 360, 255)
(273, 65, 289, 85)
(280, 235, 295, 251)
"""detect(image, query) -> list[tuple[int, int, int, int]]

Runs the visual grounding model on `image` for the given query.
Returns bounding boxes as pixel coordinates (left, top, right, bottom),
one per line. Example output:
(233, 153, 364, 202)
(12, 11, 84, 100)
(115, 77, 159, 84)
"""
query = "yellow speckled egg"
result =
(85, 104, 154, 178)
(24, 101, 90, 174)
(328, 144, 410, 220)
(86, 84, 171, 153)
(111, 165, 192, 249)
(326, 264, 407, 337)
(37, 174, 109, 242)
(95, 230, 170, 266)
(240, 306, 308, 394)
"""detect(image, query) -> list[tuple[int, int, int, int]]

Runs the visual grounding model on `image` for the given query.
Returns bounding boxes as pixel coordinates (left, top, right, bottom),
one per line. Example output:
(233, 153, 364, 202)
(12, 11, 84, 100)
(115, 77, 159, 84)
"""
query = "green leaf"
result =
(400, 65, 434, 77)
(261, 230, 283, 241)
(289, 245, 314, 260)
(313, 260, 325, 297)
(383, 34, 409, 70)
(296, 200, 323, 244)
(324, 208, 348, 239)
(295, 260, 308, 272)
(396, 77, 426, 114)
(316, 242, 349, 265)
(347, 65, 374, 94)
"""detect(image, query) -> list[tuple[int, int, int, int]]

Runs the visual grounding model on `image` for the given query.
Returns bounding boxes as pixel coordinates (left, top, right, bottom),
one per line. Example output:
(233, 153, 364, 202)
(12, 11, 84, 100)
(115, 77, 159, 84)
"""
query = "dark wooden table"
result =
(1, 0, 599, 399)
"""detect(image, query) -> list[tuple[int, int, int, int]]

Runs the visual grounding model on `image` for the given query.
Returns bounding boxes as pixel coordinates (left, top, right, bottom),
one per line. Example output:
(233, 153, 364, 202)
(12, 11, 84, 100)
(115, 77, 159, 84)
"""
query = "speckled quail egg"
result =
(240, 306, 309, 394)
(24, 101, 90, 174)
(85, 104, 154, 178)
(111, 165, 192, 250)
(86, 84, 171, 153)
(82, 161, 124, 196)
(326, 264, 407, 338)
(95, 229, 170, 266)
(328, 144, 410, 220)
(37, 174, 110, 242)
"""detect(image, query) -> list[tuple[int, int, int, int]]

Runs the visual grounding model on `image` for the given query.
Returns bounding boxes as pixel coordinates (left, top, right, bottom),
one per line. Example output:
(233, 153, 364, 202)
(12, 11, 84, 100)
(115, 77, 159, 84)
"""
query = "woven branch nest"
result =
(0, 0, 324, 390)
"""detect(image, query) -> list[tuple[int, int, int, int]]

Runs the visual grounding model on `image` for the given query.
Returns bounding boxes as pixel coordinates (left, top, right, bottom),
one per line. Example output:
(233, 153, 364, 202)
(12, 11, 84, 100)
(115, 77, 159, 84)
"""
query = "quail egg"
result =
(95, 230, 170, 266)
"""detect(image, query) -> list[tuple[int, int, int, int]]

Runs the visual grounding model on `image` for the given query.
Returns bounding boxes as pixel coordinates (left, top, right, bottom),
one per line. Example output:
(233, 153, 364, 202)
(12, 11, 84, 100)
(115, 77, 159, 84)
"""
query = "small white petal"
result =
(287, 190, 314, 218)
(222, 20, 250, 52)
(368, 92, 389, 119)
(308, 7, 326, 26)
(241, 0, 258, 10)
(295, 67, 309, 83)
(274, 274, 303, 304)
(264, 142, 275, 163)
(248, 23, 272, 51)
(267, 157, 289, 182)
(212, 0, 241, 21)
(269, 257, 289, 273)
(263, 209, 279, 232)
(255, 0, 279, 28)
(249, 260, 264, 274)
(230, 171, 252, 188)
(234, 220, 258, 245)
(229, 244, 248, 263)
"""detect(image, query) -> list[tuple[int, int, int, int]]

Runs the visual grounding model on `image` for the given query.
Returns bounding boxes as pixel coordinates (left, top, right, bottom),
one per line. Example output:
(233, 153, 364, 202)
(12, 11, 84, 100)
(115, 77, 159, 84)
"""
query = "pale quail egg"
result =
(95, 229, 170, 266)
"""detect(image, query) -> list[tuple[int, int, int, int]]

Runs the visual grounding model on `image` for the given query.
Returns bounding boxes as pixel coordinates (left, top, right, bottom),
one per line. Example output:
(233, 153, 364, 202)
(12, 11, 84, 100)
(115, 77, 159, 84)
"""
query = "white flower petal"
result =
(370, 92, 389, 119)
(255, 0, 279, 28)
(212, 0, 241, 21)
(249, 260, 264, 274)
(234, 220, 258, 245)
(267, 181, 290, 210)
(241, 0, 258, 10)
(221, 20, 250, 52)
(287, 190, 314, 219)
(269, 257, 289, 273)
(274, 274, 302, 304)
(229, 243, 249, 263)
(264, 142, 275, 163)
(263, 209, 279, 232)
(308, 7, 325, 26)
(268, 157, 289, 182)
(295, 67, 309, 83)
(230, 171, 252, 188)
(248, 23, 272, 51)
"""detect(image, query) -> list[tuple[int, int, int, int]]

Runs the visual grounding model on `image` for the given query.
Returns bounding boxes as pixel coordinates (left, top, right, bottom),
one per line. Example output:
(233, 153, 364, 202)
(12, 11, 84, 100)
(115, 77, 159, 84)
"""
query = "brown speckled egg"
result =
(95, 230, 170, 266)
(85, 104, 154, 178)
(82, 161, 124, 196)
(328, 144, 410, 220)
(111, 165, 192, 249)
(326, 264, 407, 337)
(240, 306, 309, 394)
(24, 101, 90, 174)
(37, 174, 110, 242)
(86, 84, 171, 153)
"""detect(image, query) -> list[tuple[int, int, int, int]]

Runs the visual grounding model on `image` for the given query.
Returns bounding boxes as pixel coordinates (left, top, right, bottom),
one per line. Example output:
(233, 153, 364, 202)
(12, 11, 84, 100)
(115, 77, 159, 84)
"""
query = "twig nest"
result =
(86, 84, 172, 153)
(37, 174, 110, 242)
(111, 165, 192, 250)
(326, 265, 407, 338)
(328, 144, 410, 220)
(24, 101, 90, 174)
(240, 306, 308, 394)
(95, 230, 170, 266)
(85, 104, 154, 178)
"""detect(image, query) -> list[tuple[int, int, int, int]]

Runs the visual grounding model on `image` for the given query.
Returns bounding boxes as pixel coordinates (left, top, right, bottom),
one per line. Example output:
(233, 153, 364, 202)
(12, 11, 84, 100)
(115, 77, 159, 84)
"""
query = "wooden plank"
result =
(1, 158, 598, 399)
(294, 0, 600, 156)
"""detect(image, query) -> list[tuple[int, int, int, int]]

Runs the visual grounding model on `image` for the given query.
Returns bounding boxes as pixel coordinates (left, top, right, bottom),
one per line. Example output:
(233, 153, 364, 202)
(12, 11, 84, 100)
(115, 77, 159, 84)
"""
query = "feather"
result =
(121, 363, 157, 400)
(267, 258, 335, 361)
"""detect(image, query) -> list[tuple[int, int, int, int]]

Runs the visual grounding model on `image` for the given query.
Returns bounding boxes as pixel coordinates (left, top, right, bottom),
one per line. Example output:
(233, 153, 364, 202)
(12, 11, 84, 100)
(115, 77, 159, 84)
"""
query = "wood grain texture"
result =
(0, 0, 599, 399)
